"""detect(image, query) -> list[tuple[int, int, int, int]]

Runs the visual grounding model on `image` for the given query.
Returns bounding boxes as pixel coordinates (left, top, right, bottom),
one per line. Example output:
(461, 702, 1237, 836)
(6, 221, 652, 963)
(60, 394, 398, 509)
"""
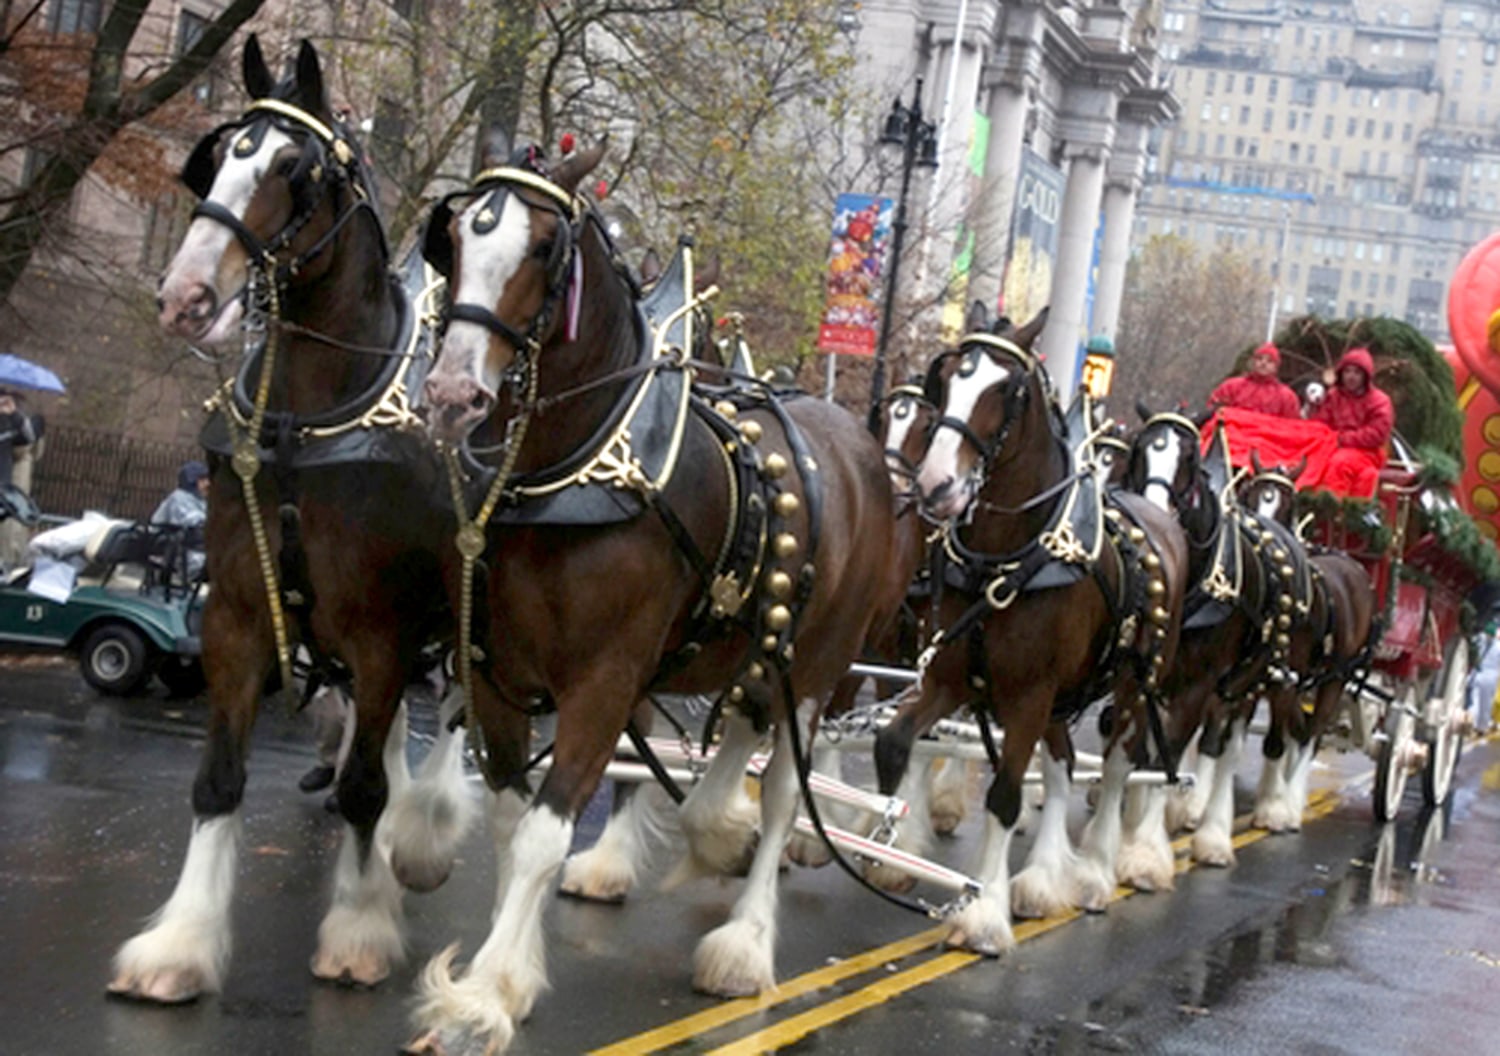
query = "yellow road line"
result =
(594, 784, 1354, 1055)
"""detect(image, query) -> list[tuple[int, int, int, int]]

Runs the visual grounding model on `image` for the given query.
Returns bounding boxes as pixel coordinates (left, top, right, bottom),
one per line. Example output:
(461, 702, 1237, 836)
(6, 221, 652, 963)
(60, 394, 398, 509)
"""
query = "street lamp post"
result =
(869, 78, 939, 428)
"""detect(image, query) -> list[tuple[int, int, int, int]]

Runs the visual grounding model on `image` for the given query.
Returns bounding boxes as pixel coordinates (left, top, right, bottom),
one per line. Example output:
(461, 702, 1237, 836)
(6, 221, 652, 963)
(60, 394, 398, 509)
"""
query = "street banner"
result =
(816, 193, 894, 356)
(1001, 147, 1065, 326)
(940, 111, 991, 344)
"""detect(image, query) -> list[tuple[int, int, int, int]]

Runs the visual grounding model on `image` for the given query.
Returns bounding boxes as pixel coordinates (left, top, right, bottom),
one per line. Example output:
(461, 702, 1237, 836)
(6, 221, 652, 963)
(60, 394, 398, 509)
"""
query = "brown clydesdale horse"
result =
(1238, 459, 1377, 830)
(1123, 412, 1287, 867)
(414, 142, 902, 1053)
(111, 38, 472, 1004)
(870, 314, 1190, 952)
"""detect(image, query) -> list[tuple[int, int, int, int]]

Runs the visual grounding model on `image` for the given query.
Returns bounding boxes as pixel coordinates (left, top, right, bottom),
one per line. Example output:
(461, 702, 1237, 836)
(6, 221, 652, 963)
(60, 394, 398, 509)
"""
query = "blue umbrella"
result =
(0, 353, 65, 394)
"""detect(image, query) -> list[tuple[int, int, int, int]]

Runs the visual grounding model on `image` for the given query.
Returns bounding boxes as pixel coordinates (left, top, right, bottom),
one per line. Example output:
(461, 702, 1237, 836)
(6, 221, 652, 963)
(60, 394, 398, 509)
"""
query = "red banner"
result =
(816, 193, 893, 356)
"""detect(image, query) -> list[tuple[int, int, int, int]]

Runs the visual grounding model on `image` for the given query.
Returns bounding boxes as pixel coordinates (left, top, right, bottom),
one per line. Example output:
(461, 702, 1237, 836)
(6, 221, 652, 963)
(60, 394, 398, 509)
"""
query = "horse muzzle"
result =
(423, 372, 495, 446)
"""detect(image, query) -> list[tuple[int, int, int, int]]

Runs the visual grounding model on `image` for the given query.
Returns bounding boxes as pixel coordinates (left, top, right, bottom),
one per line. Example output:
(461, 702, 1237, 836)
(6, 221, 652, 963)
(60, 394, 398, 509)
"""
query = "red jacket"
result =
(1208, 373, 1301, 418)
(1312, 347, 1394, 450)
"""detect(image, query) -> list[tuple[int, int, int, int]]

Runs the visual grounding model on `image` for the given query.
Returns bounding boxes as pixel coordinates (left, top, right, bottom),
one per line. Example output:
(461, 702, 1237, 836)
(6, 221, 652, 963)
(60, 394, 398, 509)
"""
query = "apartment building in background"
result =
(1136, 0, 1500, 346)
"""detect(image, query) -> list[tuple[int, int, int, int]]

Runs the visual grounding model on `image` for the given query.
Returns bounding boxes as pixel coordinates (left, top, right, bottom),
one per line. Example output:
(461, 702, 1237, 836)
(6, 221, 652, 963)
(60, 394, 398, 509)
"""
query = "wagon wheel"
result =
(1373, 679, 1419, 823)
(1422, 637, 1470, 808)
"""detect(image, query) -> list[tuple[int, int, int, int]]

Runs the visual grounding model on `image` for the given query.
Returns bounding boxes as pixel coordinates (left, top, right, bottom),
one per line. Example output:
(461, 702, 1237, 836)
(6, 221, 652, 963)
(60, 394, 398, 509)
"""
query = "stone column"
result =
(1091, 123, 1148, 343)
(969, 5, 1047, 316)
(1040, 134, 1110, 402)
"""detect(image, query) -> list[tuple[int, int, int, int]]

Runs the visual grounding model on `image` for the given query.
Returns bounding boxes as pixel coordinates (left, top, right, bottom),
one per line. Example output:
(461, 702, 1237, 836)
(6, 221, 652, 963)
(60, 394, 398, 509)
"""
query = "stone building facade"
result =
(1137, 0, 1500, 347)
(851, 0, 1177, 399)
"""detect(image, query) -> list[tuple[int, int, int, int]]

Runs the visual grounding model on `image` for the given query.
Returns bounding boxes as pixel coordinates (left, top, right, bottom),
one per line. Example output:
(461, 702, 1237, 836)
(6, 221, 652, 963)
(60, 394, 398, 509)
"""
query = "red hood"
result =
(1336, 347, 1375, 382)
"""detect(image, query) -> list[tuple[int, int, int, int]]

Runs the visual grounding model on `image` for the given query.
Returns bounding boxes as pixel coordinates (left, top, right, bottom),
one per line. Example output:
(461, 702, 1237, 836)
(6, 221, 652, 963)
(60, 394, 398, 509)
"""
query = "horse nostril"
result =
(469, 391, 488, 412)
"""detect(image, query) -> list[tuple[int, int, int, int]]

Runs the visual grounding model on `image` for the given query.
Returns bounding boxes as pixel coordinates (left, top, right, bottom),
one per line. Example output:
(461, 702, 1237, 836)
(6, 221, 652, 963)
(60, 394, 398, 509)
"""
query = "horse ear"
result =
(243, 34, 273, 99)
(1251, 449, 1264, 474)
(1291, 455, 1308, 481)
(294, 39, 325, 113)
(551, 137, 608, 194)
(422, 203, 455, 279)
(639, 249, 661, 285)
(964, 299, 991, 333)
(479, 125, 512, 171)
(1135, 398, 1153, 423)
(1013, 306, 1049, 350)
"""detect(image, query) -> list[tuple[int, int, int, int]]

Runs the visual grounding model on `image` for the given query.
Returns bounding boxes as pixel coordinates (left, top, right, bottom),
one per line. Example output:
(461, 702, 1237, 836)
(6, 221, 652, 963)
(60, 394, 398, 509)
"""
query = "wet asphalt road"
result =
(5, 653, 1500, 1055)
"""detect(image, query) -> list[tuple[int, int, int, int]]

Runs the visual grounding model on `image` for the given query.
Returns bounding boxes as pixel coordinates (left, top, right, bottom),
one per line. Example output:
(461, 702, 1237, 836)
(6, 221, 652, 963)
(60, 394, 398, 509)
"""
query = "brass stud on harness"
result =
(773, 532, 799, 559)
(1151, 606, 1170, 624)
(1279, 594, 1293, 611)
(1277, 613, 1292, 629)
(765, 604, 792, 631)
(763, 453, 788, 479)
(1129, 527, 1145, 544)
(740, 420, 763, 444)
(1147, 579, 1165, 598)
(783, 643, 795, 662)
(1280, 564, 1294, 578)
(767, 570, 793, 599)
(762, 634, 779, 653)
(716, 400, 738, 419)
(1276, 633, 1290, 648)
(729, 685, 745, 703)
(773, 492, 800, 518)
(747, 661, 765, 681)
(1143, 552, 1162, 571)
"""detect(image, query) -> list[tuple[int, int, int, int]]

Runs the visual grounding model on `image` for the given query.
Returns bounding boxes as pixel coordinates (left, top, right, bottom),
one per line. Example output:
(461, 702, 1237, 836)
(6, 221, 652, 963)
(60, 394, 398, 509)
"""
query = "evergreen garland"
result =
(1263, 315, 1464, 463)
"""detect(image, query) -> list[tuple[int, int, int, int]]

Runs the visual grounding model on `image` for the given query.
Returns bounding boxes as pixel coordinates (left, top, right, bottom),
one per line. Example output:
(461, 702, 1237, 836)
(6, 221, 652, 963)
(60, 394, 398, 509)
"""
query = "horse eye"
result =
(533, 241, 555, 262)
(274, 156, 297, 178)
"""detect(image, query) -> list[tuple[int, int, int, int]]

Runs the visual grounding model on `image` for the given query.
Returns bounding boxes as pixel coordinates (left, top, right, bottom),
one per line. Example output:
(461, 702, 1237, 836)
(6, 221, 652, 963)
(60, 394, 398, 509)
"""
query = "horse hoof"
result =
(310, 949, 391, 988)
(106, 968, 204, 1005)
(393, 859, 453, 894)
(401, 1029, 448, 1056)
(929, 809, 964, 837)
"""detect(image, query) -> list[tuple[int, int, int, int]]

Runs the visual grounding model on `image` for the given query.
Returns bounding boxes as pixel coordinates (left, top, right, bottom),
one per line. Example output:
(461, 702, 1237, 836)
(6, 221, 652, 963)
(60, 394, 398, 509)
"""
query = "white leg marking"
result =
(386, 692, 477, 893)
(109, 813, 241, 1002)
(1192, 719, 1245, 867)
(1012, 751, 1082, 918)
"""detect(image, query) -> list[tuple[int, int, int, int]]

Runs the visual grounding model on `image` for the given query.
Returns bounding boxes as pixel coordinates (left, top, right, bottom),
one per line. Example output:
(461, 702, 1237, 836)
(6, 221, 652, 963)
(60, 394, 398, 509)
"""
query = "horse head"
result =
(422, 138, 610, 444)
(158, 36, 380, 344)
(874, 376, 935, 498)
(1126, 403, 1203, 515)
(916, 308, 1049, 520)
(1242, 452, 1306, 527)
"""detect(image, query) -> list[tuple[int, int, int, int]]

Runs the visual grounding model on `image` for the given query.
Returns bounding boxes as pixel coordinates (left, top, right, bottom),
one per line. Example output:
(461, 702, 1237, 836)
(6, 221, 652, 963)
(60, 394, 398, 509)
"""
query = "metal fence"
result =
(30, 425, 202, 523)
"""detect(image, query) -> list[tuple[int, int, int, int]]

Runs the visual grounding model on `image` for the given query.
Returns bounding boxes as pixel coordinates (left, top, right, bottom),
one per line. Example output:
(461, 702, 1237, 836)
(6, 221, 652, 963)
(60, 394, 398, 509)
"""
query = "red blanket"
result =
(1201, 407, 1344, 493)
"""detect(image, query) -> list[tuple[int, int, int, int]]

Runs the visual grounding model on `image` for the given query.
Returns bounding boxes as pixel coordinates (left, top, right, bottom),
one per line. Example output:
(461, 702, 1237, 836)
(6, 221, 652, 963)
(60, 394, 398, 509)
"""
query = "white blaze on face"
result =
(160, 125, 297, 344)
(1141, 427, 1186, 513)
(1251, 483, 1284, 523)
(437, 192, 534, 398)
(917, 351, 1013, 518)
(883, 395, 922, 488)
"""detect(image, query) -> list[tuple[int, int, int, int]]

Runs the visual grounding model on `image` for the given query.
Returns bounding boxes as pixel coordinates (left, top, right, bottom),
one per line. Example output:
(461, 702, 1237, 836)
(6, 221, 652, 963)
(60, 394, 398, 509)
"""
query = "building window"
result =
(1221, 104, 1231, 123)
(1226, 74, 1237, 93)
(1347, 117, 1358, 136)
(1202, 102, 1213, 121)
(1268, 78, 1279, 101)
(1245, 75, 1256, 95)
(48, 0, 102, 33)
(1365, 119, 1376, 138)
(1263, 109, 1274, 132)
(1308, 145, 1317, 165)
(1289, 143, 1300, 162)
(1206, 70, 1217, 94)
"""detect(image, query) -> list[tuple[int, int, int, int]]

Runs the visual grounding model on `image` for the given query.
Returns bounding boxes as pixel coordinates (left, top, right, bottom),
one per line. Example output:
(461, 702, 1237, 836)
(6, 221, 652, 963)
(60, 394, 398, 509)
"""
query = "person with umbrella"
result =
(0, 387, 35, 488)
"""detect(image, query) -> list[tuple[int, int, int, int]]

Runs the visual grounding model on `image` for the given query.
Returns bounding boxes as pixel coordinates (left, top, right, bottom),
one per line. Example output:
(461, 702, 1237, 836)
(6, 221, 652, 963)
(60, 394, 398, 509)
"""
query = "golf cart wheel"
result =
(157, 656, 206, 698)
(80, 624, 154, 696)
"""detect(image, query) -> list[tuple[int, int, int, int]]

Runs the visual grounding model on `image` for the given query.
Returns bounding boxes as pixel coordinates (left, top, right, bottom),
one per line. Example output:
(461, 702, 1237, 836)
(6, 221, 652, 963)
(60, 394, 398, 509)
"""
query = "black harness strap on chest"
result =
(267, 415, 328, 684)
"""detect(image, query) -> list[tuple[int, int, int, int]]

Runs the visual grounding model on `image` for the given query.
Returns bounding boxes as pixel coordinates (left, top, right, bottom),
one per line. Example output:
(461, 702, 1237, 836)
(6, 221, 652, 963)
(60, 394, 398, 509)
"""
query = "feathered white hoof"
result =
(1252, 797, 1296, 833)
(408, 945, 525, 1056)
(1191, 826, 1236, 868)
(693, 919, 775, 997)
(108, 919, 227, 1004)
(1070, 857, 1116, 913)
(1116, 838, 1175, 893)
(944, 897, 1015, 957)
(559, 844, 637, 903)
(679, 795, 760, 878)
(1010, 861, 1075, 920)
(385, 784, 476, 895)
(1164, 787, 1201, 834)
(310, 902, 404, 987)
(784, 829, 834, 869)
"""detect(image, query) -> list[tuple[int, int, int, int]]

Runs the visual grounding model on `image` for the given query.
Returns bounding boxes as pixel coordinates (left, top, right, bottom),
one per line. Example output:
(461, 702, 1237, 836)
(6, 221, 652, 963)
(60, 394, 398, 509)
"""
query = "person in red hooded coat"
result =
(1206, 341, 1302, 418)
(1310, 346, 1393, 498)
